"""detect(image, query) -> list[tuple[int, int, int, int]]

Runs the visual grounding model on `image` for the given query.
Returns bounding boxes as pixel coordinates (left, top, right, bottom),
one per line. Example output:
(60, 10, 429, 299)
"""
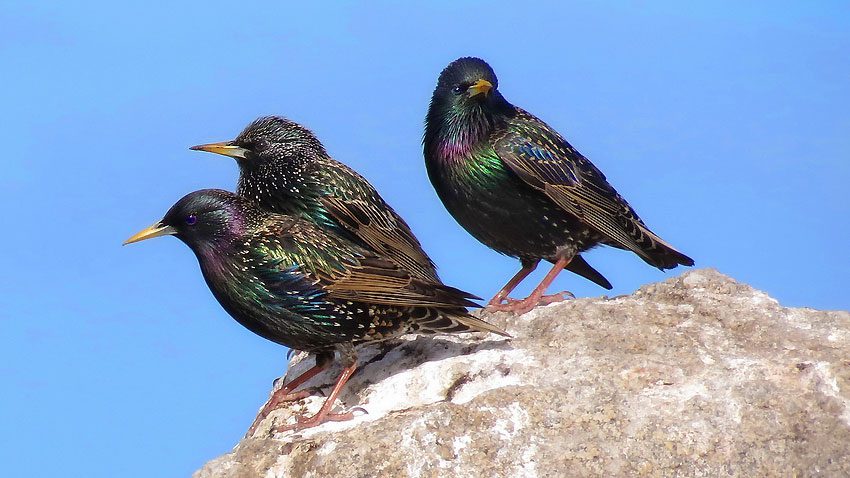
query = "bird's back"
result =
(239, 153, 443, 284)
(202, 211, 501, 352)
(313, 156, 442, 282)
(496, 108, 693, 269)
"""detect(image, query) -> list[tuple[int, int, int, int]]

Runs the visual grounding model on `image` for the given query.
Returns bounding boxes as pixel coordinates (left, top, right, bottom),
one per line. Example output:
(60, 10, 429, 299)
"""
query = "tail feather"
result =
(406, 279, 483, 308)
(415, 308, 510, 337)
(565, 254, 612, 290)
(649, 247, 694, 270)
(453, 312, 511, 337)
(638, 229, 695, 270)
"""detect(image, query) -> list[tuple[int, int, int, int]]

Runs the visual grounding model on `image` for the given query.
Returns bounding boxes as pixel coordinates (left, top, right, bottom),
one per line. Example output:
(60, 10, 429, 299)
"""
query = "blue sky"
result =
(2, 1, 848, 476)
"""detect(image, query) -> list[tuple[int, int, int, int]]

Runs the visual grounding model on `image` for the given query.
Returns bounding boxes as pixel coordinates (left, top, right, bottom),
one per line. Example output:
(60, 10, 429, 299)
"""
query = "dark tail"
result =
(642, 240, 694, 270)
(628, 224, 695, 270)
(565, 254, 613, 290)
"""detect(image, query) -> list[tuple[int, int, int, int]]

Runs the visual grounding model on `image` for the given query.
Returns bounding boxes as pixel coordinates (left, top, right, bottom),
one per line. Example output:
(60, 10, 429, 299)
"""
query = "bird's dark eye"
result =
(451, 84, 464, 95)
(251, 139, 270, 152)
(185, 214, 197, 226)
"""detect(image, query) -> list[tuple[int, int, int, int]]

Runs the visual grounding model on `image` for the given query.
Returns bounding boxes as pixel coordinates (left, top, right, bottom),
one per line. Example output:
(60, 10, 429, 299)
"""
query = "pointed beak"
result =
(123, 222, 178, 245)
(189, 141, 248, 159)
(468, 79, 493, 98)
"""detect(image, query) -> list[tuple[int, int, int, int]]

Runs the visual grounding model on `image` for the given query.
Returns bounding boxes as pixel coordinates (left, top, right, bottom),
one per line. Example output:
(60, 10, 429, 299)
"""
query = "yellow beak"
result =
(123, 222, 177, 245)
(468, 79, 493, 97)
(189, 141, 249, 159)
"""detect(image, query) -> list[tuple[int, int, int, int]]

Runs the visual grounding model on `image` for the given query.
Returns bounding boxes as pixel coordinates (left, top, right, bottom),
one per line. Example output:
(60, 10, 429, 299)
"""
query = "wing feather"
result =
(493, 109, 693, 269)
(251, 219, 480, 309)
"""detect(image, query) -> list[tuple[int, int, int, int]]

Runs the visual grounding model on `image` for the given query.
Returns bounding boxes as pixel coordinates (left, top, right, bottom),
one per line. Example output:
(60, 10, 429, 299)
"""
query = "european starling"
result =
(424, 57, 694, 314)
(190, 116, 446, 284)
(124, 189, 506, 433)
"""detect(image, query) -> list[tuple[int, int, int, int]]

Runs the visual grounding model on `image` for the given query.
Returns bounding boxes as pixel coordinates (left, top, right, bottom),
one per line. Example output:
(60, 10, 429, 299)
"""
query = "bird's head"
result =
(429, 57, 505, 118)
(190, 116, 327, 172)
(124, 189, 250, 252)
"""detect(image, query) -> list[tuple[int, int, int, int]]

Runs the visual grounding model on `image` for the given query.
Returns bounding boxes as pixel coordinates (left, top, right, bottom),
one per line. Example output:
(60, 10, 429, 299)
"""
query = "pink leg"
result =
(488, 256, 573, 315)
(273, 364, 361, 433)
(487, 260, 539, 307)
(246, 362, 327, 436)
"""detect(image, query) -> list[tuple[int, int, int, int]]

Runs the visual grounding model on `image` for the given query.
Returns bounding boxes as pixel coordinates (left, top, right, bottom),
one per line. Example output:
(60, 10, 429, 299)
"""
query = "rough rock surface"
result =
(194, 269, 850, 478)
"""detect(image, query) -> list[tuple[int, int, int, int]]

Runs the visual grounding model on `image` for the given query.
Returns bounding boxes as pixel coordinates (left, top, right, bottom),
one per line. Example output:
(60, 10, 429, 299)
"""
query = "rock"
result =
(194, 269, 850, 478)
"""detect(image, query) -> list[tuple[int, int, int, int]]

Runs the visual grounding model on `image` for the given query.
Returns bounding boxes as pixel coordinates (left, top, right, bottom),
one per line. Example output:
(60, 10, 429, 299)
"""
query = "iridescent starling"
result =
(424, 57, 694, 314)
(124, 189, 506, 433)
(190, 116, 445, 284)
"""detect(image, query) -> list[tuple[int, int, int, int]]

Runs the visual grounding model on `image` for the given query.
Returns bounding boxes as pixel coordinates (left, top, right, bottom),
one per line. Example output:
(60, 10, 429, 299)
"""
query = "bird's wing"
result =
(252, 219, 480, 309)
(323, 254, 480, 308)
(319, 195, 444, 284)
(317, 161, 444, 284)
(492, 109, 692, 269)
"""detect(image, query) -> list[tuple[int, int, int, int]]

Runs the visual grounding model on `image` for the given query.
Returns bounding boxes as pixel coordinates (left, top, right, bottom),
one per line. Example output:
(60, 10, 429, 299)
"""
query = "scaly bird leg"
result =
(246, 354, 330, 436)
(487, 259, 539, 307)
(273, 363, 361, 432)
(488, 256, 573, 315)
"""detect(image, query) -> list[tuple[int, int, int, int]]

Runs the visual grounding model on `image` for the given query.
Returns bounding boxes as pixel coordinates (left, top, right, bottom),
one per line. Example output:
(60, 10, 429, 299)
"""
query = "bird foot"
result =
(246, 386, 324, 436)
(537, 290, 575, 302)
(486, 298, 537, 315)
(486, 291, 573, 315)
(273, 406, 368, 433)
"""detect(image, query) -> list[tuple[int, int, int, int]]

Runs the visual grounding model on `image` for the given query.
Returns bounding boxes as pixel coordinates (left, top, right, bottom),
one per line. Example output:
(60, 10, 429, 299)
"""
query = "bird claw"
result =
(486, 298, 536, 315)
(245, 386, 325, 437)
(272, 405, 366, 433)
(539, 290, 574, 303)
(506, 291, 573, 304)
(486, 291, 573, 315)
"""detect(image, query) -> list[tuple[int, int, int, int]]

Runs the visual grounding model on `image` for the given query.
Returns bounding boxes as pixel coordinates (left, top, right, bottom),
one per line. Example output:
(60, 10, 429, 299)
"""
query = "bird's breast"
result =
(429, 149, 596, 261)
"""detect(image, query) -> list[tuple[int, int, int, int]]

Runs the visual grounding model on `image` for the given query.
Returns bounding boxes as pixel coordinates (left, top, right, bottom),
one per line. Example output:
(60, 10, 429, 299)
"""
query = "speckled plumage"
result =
(125, 189, 507, 432)
(192, 117, 444, 285)
(424, 57, 693, 303)
(133, 189, 503, 352)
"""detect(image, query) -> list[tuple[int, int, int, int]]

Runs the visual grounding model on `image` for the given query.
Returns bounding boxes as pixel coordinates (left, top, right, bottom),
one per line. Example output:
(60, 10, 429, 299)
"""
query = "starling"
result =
(424, 57, 694, 314)
(190, 116, 446, 284)
(124, 189, 506, 434)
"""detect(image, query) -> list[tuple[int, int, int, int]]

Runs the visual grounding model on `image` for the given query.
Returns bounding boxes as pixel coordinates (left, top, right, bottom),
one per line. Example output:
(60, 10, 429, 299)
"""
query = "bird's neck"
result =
(425, 105, 515, 196)
(426, 106, 495, 168)
(239, 162, 318, 208)
(194, 242, 260, 311)
(191, 236, 237, 273)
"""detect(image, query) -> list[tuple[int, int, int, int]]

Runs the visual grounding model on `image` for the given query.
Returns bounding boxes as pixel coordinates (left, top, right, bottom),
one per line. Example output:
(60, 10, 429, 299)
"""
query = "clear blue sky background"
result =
(2, 1, 848, 476)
